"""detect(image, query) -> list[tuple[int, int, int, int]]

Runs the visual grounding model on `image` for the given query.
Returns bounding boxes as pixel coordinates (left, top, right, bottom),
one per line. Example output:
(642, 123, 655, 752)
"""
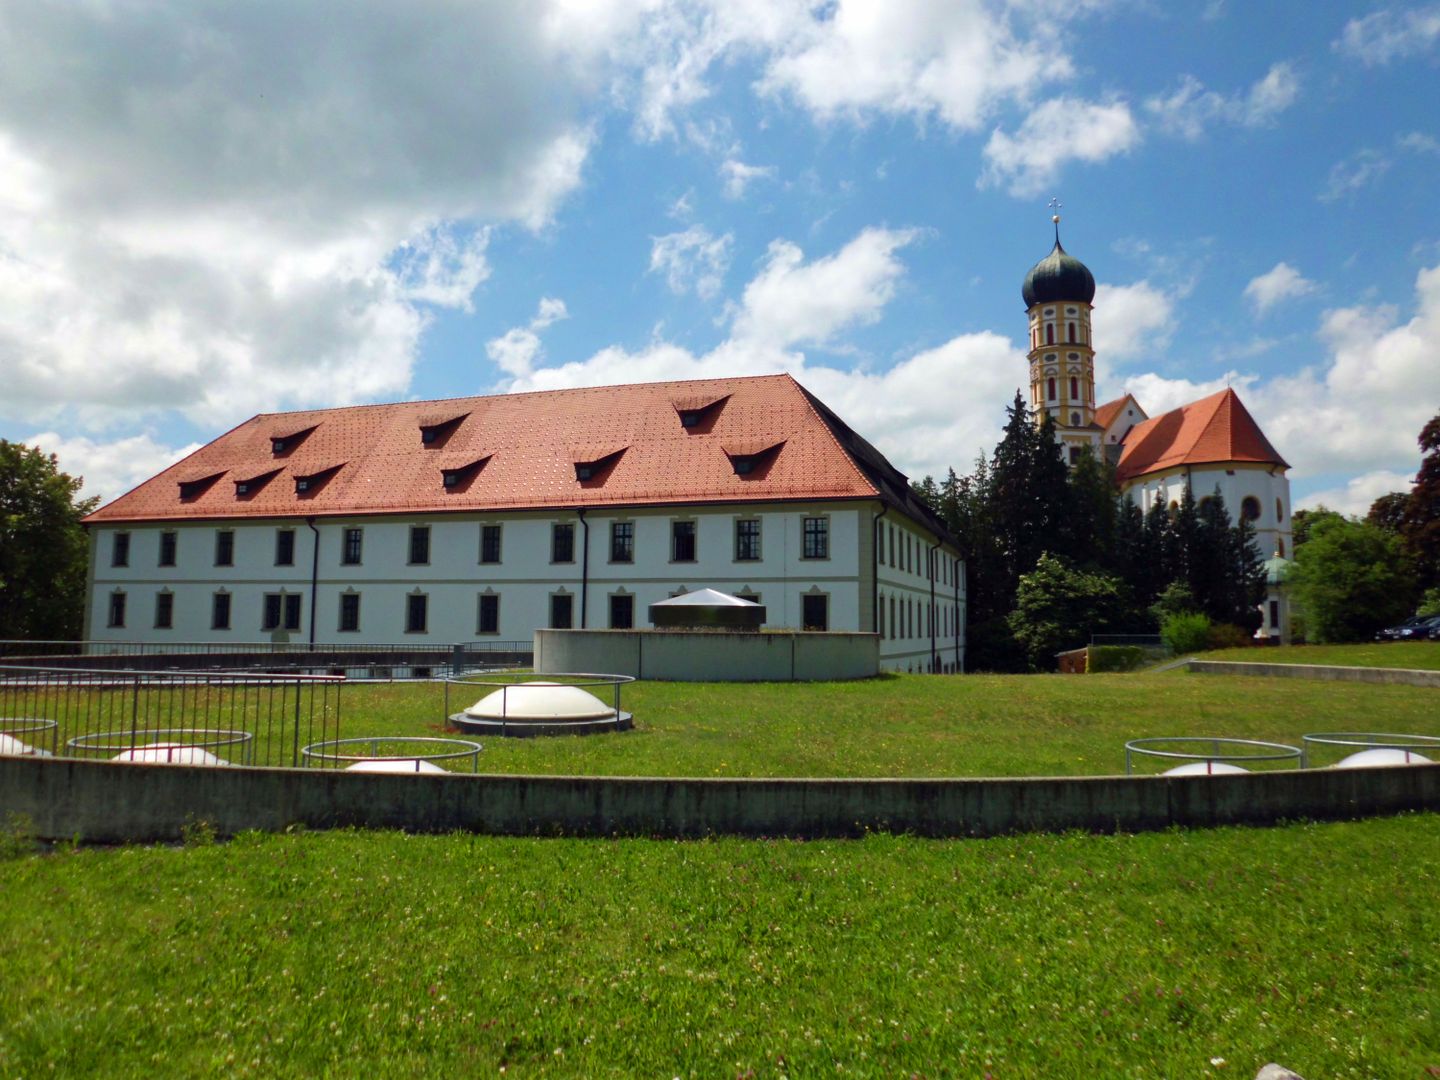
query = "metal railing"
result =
(0, 664, 344, 768)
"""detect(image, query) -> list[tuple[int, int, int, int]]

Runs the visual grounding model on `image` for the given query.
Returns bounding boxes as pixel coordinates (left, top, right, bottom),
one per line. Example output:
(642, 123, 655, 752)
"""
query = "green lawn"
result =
(1199, 641, 1440, 671)
(2, 816, 1436, 1078)
(339, 672, 1440, 777)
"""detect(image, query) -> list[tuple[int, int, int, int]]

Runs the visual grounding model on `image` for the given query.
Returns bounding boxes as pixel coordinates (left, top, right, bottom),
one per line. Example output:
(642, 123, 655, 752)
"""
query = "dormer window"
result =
(572, 446, 627, 484)
(268, 424, 317, 457)
(177, 471, 226, 501)
(234, 468, 281, 499)
(723, 439, 785, 477)
(439, 454, 490, 491)
(292, 462, 344, 495)
(419, 413, 469, 448)
(671, 394, 730, 433)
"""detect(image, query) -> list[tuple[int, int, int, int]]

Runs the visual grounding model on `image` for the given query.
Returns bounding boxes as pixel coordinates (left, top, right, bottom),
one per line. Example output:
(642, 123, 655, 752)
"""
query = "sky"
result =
(2, 1, 1439, 518)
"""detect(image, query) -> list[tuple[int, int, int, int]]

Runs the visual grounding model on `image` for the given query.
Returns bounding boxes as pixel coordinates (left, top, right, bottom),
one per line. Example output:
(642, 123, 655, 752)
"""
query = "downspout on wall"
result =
(305, 517, 320, 646)
(928, 539, 939, 673)
(577, 508, 589, 629)
(872, 505, 888, 636)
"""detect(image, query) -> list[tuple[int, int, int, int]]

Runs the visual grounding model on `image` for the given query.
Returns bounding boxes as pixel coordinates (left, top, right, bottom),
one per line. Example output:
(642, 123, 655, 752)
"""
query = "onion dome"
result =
(1022, 225, 1096, 307)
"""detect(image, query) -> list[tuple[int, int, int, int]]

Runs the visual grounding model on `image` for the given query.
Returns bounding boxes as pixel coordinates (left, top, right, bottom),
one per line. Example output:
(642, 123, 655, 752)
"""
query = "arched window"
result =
(1277, 537, 1285, 557)
(1067, 322, 1076, 343)
(1069, 376, 1078, 400)
(1275, 498, 1284, 522)
(1241, 496, 1261, 522)
(1046, 324, 1054, 345)
(1047, 377, 1056, 400)
(1070, 412, 1080, 426)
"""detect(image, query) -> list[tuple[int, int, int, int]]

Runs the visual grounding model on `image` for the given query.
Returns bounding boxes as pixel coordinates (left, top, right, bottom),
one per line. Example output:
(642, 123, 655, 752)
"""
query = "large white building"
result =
(84, 374, 965, 673)
(1021, 223, 1295, 640)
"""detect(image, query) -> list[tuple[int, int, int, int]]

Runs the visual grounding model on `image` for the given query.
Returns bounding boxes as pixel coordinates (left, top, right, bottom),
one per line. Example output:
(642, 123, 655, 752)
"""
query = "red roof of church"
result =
(1114, 388, 1288, 482)
(1093, 395, 1135, 432)
(86, 374, 945, 534)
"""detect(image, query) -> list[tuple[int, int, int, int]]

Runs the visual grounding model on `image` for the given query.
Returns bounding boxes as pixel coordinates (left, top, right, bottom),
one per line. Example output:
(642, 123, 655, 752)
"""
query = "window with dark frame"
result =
(339, 592, 361, 633)
(409, 525, 431, 565)
(263, 593, 302, 632)
(549, 593, 573, 629)
(480, 524, 502, 564)
(735, 518, 761, 561)
(671, 520, 696, 562)
(275, 528, 296, 566)
(154, 591, 173, 629)
(284, 593, 301, 631)
(610, 521, 634, 563)
(111, 533, 130, 568)
(405, 593, 428, 634)
(801, 593, 829, 632)
(477, 593, 500, 634)
(802, 516, 828, 559)
(609, 593, 634, 629)
(551, 522, 575, 563)
(342, 528, 363, 565)
(107, 591, 126, 628)
(215, 530, 234, 567)
(158, 531, 177, 567)
(211, 592, 231, 630)
(263, 593, 282, 631)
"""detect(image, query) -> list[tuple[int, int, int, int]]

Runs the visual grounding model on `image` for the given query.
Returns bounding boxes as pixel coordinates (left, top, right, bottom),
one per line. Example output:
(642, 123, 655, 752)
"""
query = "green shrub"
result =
(1086, 645, 1147, 673)
(1205, 623, 1252, 650)
(1161, 611, 1211, 655)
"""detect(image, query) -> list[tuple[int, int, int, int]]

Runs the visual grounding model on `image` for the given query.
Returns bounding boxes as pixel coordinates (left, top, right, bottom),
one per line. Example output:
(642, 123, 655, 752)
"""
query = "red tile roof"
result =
(1115, 388, 1288, 482)
(1094, 394, 1139, 433)
(87, 374, 943, 530)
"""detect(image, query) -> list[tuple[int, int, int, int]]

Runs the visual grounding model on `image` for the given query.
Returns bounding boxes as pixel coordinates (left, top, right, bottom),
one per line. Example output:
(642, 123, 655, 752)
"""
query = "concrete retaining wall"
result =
(3, 756, 1436, 844)
(534, 629, 879, 681)
(1188, 660, 1440, 689)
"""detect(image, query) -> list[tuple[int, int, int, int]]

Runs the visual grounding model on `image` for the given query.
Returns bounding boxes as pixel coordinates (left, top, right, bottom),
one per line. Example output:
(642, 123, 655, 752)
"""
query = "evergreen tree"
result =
(1064, 446, 1117, 570)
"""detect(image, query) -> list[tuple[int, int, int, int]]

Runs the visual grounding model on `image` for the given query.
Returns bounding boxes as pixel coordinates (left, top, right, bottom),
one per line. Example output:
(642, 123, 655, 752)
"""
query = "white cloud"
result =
(24, 431, 203, 506)
(1244, 262, 1318, 315)
(1319, 148, 1392, 202)
(1145, 62, 1300, 140)
(1399, 130, 1440, 154)
(731, 227, 920, 348)
(649, 226, 734, 299)
(721, 159, 777, 199)
(1091, 281, 1175, 363)
(1335, 5, 1440, 65)
(485, 297, 570, 379)
(1296, 470, 1416, 516)
(1099, 371, 1249, 418)
(981, 97, 1139, 196)
(0, 3, 596, 431)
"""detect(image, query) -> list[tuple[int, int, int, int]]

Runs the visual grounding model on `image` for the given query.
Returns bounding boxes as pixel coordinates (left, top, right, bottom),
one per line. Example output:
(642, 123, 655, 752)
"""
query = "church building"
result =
(1021, 218, 1295, 641)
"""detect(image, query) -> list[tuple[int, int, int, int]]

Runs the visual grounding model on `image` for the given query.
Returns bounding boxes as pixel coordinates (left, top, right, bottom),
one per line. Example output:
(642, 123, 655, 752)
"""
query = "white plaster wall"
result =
(1124, 464, 1293, 558)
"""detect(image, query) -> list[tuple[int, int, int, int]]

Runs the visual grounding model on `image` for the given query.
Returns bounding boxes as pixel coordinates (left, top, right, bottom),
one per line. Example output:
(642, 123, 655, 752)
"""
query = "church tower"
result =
(1021, 215, 1101, 464)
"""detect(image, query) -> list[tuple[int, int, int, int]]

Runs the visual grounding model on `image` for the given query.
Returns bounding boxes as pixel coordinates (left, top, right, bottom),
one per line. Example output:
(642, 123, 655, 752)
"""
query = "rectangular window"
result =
(211, 592, 231, 630)
(610, 522, 634, 563)
(477, 593, 500, 635)
(479, 524, 502, 564)
(671, 520, 696, 562)
(215, 530, 235, 567)
(609, 593, 634, 629)
(342, 528, 363, 565)
(802, 517, 829, 559)
(551, 522, 575, 563)
(275, 528, 296, 566)
(263, 593, 283, 631)
(405, 593, 428, 634)
(111, 532, 130, 568)
(549, 593, 573, 629)
(802, 593, 829, 632)
(158, 531, 177, 567)
(409, 525, 431, 565)
(735, 518, 761, 561)
(339, 593, 361, 633)
(107, 591, 126, 628)
(284, 593, 301, 631)
(154, 592, 173, 629)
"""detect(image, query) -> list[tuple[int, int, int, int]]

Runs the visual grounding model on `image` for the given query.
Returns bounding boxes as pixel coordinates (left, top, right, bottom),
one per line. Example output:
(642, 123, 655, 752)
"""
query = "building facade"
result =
(85, 374, 965, 673)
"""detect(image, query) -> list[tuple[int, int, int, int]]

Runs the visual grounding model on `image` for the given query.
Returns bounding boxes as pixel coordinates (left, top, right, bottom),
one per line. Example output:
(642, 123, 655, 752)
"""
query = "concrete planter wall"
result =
(534, 628, 880, 681)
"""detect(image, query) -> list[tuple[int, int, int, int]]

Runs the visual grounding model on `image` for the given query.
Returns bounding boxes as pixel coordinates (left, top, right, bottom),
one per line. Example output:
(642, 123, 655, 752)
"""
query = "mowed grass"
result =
(337, 672, 1440, 777)
(1200, 641, 1440, 671)
(2, 816, 1437, 1078)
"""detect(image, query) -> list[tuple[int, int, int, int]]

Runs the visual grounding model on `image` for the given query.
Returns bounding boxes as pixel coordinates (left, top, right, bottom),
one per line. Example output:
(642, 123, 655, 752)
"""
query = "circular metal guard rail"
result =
(1, 717, 59, 755)
(300, 736, 483, 773)
(66, 727, 255, 765)
(1125, 736, 1302, 775)
(1301, 731, 1440, 768)
(443, 671, 635, 736)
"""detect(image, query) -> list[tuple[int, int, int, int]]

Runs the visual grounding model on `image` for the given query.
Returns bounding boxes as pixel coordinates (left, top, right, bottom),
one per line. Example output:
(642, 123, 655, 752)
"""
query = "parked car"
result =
(1376, 614, 1440, 641)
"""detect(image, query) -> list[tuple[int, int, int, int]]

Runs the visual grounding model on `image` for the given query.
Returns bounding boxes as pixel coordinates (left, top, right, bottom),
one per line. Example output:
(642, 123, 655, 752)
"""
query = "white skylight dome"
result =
(1162, 761, 1250, 777)
(111, 743, 232, 766)
(465, 681, 618, 722)
(0, 734, 51, 757)
(1334, 748, 1433, 769)
(344, 758, 448, 774)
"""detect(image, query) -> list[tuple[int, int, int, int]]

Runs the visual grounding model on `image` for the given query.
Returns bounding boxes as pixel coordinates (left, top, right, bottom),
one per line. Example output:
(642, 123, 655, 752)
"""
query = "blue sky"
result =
(2, 1, 1439, 515)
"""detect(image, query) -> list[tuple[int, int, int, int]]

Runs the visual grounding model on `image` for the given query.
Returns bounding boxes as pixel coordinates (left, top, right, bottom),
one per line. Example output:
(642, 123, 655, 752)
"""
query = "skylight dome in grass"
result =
(344, 759, 448, 774)
(465, 682, 618, 721)
(1334, 748, 1433, 768)
(111, 743, 231, 766)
